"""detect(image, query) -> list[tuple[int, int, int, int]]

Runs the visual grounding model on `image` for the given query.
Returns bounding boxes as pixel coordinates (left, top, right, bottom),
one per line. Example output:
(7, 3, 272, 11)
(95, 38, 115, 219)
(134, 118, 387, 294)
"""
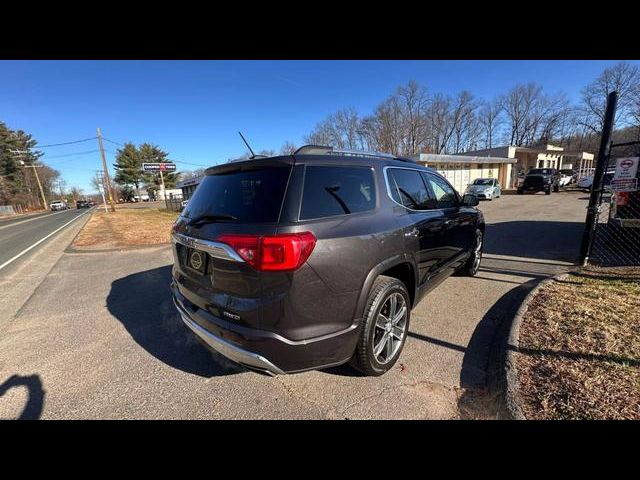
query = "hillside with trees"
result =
(301, 62, 640, 158)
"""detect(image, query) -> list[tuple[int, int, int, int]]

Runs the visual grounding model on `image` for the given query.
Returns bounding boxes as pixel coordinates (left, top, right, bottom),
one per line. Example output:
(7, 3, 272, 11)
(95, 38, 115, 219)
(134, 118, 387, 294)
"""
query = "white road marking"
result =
(0, 209, 71, 231)
(0, 208, 93, 272)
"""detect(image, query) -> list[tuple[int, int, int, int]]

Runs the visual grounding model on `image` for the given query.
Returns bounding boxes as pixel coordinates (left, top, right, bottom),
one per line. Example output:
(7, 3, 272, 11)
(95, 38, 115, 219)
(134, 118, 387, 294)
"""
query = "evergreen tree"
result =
(139, 143, 178, 194)
(113, 142, 145, 201)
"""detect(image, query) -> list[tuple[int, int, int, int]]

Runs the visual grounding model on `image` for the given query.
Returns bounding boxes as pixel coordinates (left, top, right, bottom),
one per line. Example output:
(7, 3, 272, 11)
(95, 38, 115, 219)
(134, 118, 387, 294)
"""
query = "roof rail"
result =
(293, 144, 415, 163)
(293, 145, 332, 155)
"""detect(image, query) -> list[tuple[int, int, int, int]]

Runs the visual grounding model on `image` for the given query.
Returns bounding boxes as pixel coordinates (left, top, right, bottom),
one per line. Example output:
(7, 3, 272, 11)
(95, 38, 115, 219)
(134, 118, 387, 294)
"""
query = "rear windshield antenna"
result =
(238, 131, 256, 158)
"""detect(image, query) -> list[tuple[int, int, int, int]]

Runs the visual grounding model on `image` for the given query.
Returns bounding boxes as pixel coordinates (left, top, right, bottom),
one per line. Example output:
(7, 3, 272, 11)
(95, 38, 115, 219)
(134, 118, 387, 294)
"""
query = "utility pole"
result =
(96, 171, 109, 213)
(96, 128, 116, 212)
(159, 164, 166, 201)
(11, 150, 47, 210)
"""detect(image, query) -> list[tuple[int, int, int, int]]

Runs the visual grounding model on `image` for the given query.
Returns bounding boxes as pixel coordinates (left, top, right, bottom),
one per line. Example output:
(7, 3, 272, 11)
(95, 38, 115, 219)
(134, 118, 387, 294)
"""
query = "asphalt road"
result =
(0, 208, 92, 272)
(0, 192, 588, 419)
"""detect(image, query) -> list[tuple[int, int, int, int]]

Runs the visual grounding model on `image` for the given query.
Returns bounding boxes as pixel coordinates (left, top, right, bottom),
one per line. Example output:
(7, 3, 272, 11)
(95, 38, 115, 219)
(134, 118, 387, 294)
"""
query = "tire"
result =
(517, 189, 523, 195)
(553, 184, 559, 192)
(458, 228, 483, 277)
(545, 187, 551, 195)
(351, 276, 411, 376)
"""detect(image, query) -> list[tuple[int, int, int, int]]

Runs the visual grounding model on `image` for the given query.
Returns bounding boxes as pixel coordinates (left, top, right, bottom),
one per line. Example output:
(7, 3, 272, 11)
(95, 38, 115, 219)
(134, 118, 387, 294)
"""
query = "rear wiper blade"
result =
(187, 213, 238, 226)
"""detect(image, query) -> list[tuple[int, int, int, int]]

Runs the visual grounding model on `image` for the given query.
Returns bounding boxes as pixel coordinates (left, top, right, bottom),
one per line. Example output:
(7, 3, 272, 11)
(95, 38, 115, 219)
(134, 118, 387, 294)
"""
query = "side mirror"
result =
(462, 193, 479, 207)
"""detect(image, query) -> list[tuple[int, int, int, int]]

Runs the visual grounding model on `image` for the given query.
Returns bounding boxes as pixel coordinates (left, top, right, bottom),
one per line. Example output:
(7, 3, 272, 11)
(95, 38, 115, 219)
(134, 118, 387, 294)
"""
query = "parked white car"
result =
(559, 173, 573, 187)
(464, 178, 501, 200)
(577, 170, 615, 191)
(49, 200, 67, 211)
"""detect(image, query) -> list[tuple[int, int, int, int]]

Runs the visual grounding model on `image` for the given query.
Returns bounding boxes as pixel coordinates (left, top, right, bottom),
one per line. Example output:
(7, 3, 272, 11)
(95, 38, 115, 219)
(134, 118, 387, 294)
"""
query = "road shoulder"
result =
(0, 213, 92, 330)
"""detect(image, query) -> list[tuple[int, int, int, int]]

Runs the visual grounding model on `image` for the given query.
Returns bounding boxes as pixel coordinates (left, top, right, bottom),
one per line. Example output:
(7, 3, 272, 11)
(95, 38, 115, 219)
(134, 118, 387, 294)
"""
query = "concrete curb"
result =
(504, 271, 571, 420)
(66, 243, 170, 254)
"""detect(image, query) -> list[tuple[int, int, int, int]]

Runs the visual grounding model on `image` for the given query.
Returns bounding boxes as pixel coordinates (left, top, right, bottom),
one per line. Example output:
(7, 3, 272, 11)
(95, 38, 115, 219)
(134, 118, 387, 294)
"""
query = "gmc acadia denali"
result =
(171, 146, 485, 376)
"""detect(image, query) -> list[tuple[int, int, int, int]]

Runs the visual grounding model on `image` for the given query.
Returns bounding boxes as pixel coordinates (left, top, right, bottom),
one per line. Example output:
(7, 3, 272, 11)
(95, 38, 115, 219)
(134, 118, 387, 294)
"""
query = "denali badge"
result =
(223, 311, 240, 321)
(190, 251, 204, 271)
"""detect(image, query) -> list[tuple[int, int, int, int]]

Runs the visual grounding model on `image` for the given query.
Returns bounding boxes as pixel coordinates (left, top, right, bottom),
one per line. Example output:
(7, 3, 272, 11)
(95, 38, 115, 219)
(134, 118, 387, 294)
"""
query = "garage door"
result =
(440, 164, 469, 195)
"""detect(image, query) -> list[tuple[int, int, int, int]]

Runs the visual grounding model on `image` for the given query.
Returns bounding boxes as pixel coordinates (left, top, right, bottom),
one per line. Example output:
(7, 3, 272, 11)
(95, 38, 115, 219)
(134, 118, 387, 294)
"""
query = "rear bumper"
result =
(171, 283, 359, 375)
(174, 295, 285, 375)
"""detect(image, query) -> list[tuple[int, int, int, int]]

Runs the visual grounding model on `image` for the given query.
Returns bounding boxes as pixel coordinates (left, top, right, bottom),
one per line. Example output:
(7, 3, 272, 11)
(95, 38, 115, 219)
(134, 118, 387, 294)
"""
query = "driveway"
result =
(0, 191, 588, 419)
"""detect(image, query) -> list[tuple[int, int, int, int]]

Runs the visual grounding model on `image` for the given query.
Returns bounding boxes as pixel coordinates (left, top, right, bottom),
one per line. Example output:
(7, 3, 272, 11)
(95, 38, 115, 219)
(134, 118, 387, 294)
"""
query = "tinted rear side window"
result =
(300, 166, 375, 220)
(422, 172, 459, 209)
(388, 168, 432, 210)
(183, 167, 291, 223)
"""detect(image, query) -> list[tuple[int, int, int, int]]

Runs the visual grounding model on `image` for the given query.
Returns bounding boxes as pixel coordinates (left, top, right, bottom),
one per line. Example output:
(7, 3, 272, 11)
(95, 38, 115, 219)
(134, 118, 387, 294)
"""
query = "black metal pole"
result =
(579, 91, 618, 266)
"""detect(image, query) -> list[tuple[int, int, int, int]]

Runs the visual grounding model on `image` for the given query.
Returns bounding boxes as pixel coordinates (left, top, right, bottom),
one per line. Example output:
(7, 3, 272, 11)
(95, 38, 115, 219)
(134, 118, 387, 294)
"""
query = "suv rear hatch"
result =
(171, 157, 296, 330)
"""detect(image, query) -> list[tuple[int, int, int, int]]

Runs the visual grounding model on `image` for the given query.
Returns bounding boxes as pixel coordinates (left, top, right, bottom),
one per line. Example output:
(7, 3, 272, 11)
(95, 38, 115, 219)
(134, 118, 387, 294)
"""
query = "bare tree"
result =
(305, 108, 362, 149)
(450, 91, 480, 153)
(580, 61, 640, 134)
(500, 83, 545, 146)
(478, 98, 503, 149)
(394, 81, 430, 155)
(427, 93, 453, 153)
(280, 141, 297, 155)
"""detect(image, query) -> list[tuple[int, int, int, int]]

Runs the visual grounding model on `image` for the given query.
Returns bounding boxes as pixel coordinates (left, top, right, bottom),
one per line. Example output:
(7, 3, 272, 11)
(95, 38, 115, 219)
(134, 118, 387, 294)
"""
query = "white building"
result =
(410, 153, 516, 195)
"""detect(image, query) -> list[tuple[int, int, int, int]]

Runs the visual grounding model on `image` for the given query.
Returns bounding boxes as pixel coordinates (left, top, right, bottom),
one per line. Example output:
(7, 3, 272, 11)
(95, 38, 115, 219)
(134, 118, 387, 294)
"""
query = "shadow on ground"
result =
(107, 265, 244, 378)
(0, 374, 45, 420)
(484, 221, 584, 262)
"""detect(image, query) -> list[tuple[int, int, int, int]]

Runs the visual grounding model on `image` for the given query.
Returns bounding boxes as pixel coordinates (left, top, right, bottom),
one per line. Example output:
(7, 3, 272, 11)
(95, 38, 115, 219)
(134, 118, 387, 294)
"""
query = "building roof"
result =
(176, 175, 204, 189)
(411, 153, 516, 164)
(461, 144, 594, 159)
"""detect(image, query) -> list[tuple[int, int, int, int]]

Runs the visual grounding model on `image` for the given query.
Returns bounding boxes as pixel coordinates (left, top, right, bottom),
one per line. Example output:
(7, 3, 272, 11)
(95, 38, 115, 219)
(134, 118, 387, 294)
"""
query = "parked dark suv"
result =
(517, 168, 561, 195)
(170, 146, 485, 376)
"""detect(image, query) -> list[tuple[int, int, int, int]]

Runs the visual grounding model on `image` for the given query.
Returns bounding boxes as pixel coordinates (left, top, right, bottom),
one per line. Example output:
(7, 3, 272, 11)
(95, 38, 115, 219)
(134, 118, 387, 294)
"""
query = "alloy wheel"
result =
(472, 231, 483, 272)
(372, 292, 408, 365)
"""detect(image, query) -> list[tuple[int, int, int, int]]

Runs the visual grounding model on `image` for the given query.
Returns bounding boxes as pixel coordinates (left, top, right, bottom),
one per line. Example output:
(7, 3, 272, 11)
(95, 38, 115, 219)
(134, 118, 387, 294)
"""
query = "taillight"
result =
(217, 232, 316, 272)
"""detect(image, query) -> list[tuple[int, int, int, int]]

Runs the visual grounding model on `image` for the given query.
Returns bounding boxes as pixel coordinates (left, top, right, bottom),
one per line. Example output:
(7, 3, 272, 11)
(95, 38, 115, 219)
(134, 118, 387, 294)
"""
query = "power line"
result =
(98, 135, 212, 168)
(102, 137, 124, 147)
(172, 159, 211, 167)
(37, 137, 97, 148)
(43, 149, 101, 160)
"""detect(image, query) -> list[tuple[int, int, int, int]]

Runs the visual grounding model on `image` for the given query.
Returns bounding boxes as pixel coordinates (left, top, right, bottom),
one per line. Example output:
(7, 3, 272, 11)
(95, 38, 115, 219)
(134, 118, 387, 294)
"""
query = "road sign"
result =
(610, 177, 638, 192)
(142, 162, 176, 172)
(613, 157, 639, 181)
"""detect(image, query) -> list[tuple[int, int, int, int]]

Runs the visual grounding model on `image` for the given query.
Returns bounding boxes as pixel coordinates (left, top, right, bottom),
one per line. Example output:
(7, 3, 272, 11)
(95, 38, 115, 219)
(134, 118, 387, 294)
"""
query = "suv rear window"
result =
(182, 167, 291, 223)
(300, 166, 375, 220)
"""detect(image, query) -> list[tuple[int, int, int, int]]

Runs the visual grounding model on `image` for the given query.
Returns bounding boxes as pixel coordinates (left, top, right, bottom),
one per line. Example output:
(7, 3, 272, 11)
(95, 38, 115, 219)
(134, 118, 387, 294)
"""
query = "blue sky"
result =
(1, 60, 637, 193)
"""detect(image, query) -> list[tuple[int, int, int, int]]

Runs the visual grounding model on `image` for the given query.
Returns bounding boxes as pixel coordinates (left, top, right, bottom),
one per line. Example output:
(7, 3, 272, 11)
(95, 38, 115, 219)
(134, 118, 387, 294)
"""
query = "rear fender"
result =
(353, 254, 417, 322)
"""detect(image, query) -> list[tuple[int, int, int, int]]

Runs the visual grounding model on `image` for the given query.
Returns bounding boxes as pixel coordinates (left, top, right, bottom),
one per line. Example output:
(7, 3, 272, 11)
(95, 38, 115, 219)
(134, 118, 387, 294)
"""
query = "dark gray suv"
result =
(171, 146, 485, 376)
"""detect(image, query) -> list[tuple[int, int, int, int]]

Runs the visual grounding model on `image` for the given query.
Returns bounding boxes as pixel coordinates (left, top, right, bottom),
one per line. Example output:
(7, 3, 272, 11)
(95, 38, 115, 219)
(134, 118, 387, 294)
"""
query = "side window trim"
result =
(383, 166, 436, 212)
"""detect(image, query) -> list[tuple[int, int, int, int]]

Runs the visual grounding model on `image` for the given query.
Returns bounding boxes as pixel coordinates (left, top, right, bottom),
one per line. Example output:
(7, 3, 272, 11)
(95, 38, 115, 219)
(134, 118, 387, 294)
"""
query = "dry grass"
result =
(72, 208, 178, 249)
(516, 267, 640, 420)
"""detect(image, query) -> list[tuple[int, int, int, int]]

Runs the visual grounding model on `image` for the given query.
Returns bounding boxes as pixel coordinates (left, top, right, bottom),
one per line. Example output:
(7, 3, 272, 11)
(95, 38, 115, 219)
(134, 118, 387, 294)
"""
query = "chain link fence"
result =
(589, 157, 640, 266)
(165, 194, 184, 212)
